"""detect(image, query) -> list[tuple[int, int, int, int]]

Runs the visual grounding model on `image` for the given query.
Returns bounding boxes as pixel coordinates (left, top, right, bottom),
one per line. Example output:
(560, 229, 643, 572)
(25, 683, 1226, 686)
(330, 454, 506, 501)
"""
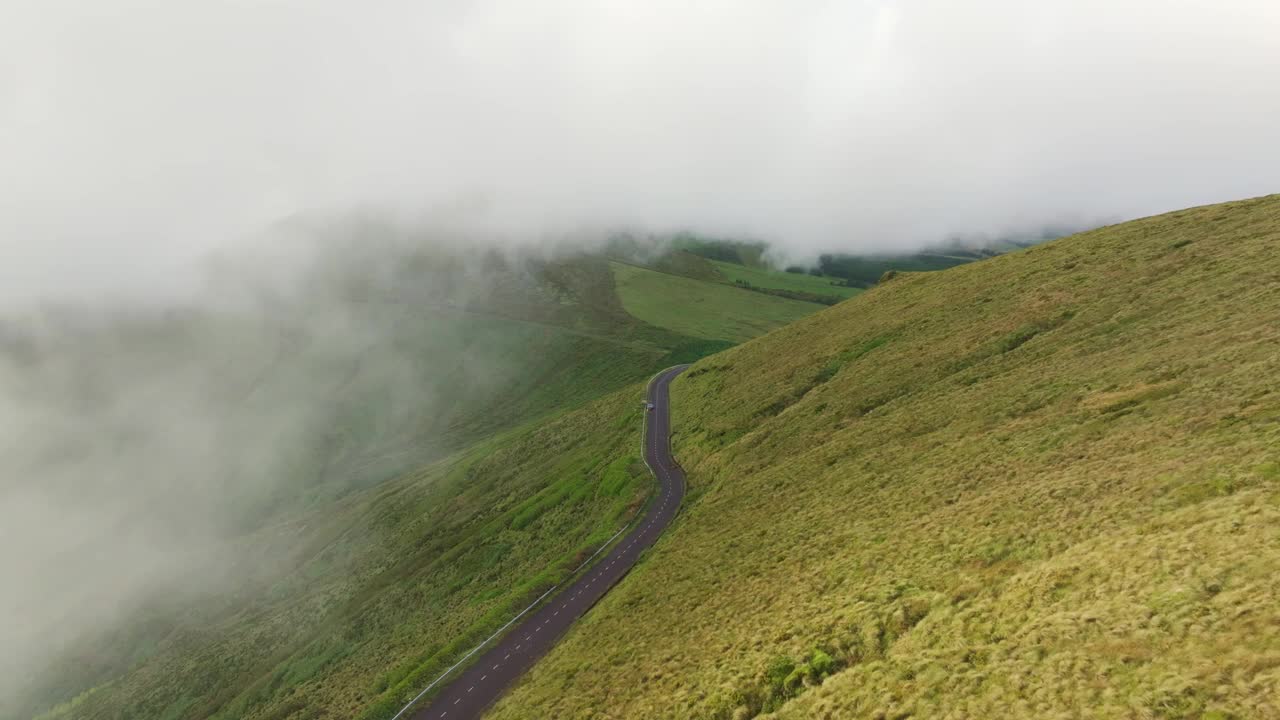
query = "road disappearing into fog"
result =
(404, 365, 690, 720)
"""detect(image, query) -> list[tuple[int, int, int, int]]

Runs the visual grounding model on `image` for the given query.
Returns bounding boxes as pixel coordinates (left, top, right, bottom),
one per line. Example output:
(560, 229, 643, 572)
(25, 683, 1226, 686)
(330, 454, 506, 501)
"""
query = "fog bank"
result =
(3, 0, 1278, 301)
(0, 223, 602, 716)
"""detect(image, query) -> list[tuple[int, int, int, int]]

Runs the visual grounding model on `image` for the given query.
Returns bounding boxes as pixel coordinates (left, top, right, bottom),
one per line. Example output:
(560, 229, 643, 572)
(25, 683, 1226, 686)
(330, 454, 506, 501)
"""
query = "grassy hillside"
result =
(489, 195, 1280, 719)
(610, 262, 824, 343)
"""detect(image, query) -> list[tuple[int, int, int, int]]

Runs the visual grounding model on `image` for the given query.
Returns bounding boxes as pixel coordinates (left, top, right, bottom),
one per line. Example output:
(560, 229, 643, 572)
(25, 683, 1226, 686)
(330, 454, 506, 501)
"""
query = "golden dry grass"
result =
(487, 195, 1280, 719)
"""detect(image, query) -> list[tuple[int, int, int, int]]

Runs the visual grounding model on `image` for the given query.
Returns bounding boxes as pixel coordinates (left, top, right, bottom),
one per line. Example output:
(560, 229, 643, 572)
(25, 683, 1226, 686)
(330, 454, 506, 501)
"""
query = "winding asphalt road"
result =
(405, 364, 689, 720)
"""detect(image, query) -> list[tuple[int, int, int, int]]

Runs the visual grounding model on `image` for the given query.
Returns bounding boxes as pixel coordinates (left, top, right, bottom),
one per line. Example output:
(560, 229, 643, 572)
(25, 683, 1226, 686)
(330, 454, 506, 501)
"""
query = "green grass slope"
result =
(488, 195, 1280, 720)
(610, 262, 824, 343)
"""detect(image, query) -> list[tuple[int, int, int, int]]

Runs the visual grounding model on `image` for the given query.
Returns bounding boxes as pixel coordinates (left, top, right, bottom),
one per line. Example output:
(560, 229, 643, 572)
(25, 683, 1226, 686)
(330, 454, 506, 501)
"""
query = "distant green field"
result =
(609, 262, 824, 343)
(710, 260, 862, 301)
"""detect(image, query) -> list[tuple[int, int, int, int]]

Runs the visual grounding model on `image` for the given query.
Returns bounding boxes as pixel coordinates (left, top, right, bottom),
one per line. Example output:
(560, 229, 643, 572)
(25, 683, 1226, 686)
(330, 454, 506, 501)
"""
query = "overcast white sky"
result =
(2, 0, 1278, 300)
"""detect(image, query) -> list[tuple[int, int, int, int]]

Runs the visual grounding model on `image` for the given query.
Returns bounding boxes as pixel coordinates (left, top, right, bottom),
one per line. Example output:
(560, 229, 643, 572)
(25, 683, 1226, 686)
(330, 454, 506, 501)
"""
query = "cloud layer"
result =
(2, 0, 1278, 300)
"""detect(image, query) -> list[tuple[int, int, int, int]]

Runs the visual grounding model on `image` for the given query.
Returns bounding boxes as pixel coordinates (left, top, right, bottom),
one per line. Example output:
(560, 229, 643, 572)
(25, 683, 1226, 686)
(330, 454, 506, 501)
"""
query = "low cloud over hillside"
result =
(2, 0, 1278, 300)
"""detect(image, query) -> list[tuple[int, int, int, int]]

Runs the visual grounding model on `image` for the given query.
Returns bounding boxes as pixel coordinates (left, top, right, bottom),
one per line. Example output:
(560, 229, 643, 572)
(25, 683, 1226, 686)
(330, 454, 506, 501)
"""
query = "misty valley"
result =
(4, 3, 1279, 719)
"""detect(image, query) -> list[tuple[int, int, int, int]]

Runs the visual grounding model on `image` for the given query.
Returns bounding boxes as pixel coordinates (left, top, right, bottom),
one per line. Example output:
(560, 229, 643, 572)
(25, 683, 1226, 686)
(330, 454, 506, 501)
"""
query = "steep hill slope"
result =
(489, 195, 1280, 719)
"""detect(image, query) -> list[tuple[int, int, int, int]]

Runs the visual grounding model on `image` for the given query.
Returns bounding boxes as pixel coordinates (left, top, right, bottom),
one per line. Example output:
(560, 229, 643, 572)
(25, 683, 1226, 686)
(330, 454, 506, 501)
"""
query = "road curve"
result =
(406, 364, 690, 720)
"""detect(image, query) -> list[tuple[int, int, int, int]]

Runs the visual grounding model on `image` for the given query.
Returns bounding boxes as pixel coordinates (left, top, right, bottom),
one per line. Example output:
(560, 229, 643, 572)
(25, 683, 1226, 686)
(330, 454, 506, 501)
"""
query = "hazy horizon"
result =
(3, 0, 1277, 303)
